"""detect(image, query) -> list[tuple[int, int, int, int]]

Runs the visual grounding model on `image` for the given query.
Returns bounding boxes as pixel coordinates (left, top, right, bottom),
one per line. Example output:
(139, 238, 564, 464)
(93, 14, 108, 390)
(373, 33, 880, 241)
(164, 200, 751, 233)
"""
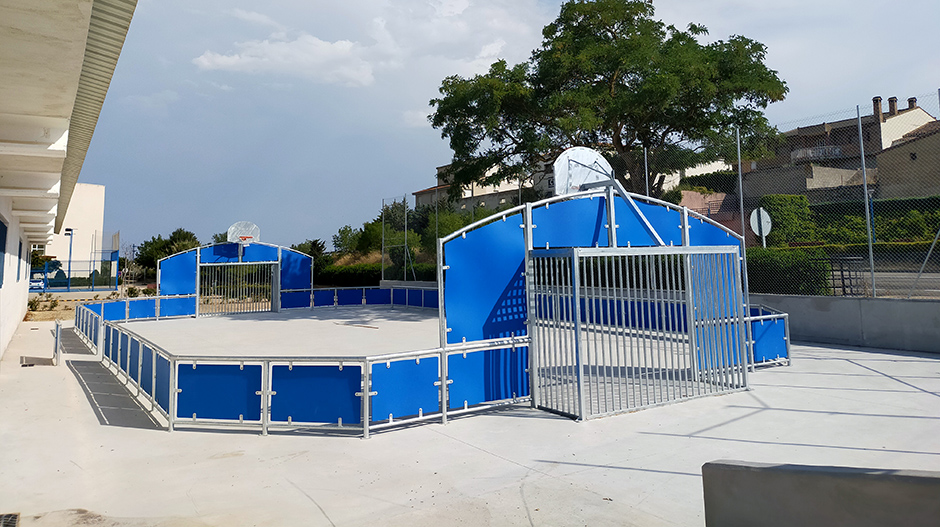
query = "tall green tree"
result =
(430, 0, 787, 198)
(136, 228, 201, 270)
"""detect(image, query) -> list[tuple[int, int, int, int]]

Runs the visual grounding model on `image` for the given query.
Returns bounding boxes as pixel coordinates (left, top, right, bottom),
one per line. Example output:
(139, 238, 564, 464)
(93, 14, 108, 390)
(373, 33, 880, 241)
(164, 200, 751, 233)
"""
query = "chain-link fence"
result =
(644, 90, 940, 299)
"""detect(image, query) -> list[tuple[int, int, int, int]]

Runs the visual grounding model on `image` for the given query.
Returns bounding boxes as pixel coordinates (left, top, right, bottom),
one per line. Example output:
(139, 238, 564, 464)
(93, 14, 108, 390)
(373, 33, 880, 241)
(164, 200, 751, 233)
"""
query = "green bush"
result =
(746, 247, 830, 295)
(126, 286, 140, 298)
(758, 195, 816, 246)
(315, 263, 383, 287)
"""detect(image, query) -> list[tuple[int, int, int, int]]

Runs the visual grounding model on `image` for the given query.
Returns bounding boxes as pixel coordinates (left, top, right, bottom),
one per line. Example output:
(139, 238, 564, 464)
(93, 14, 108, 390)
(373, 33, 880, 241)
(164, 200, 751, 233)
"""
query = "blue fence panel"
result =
(128, 299, 157, 320)
(632, 201, 684, 247)
(423, 290, 438, 309)
(119, 333, 129, 372)
(86, 303, 103, 316)
(159, 250, 197, 295)
(102, 301, 126, 321)
(337, 289, 363, 306)
(91, 318, 99, 346)
(199, 243, 239, 263)
(688, 216, 742, 248)
(371, 356, 440, 421)
(129, 339, 141, 382)
(159, 297, 196, 317)
(109, 328, 119, 363)
(271, 365, 362, 424)
(280, 291, 311, 309)
(447, 347, 529, 409)
(532, 197, 609, 249)
(365, 288, 391, 305)
(177, 364, 263, 421)
(281, 249, 312, 290)
(407, 289, 423, 307)
(443, 212, 526, 344)
(140, 345, 154, 396)
(242, 243, 278, 263)
(313, 290, 335, 307)
(752, 318, 788, 363)
(155, 355, 171, 413)
(392, 288, 407, 305)
(102, 325, 112, 359)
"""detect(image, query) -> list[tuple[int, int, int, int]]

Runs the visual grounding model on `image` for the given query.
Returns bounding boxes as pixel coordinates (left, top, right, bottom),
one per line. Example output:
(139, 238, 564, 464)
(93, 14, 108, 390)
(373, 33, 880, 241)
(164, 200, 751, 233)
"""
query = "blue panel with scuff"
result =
(365, 288, 391, 305)
(160, 297, 196, 317)
(199, 243, 238, 263)
(447, 347, 529, 409)
(243, 243, 278, 262)
(155, 355, 171, 413)
(407, 289, 423, 307)
(129, 338, 140, 382)
(140, 345, 154, 395)
(313, 289, 335, 307)
(271, 365, 362, 424)
(281, 249, 312, 290)
(752, 317, 788, 363)
(119, 333, 129, 372)
(337, 289, 363, 306)
(280, 291, 310, 309)
(532, 197, 608, 249)
(177, 364, 262, 421)
(423, 290, 438, 309)
(102, 301, 126, 321)
(392, 288, 406, 305)
(128, 299, 157, 320)
(159, 250, 198, 295)
(443, 213, 526, 344)
(370, 357, 440, 421)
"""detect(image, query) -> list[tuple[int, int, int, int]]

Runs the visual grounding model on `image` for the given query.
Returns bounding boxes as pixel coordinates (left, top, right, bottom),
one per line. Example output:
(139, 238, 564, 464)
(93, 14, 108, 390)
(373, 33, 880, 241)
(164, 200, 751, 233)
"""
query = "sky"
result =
(80, 0, 940, 250)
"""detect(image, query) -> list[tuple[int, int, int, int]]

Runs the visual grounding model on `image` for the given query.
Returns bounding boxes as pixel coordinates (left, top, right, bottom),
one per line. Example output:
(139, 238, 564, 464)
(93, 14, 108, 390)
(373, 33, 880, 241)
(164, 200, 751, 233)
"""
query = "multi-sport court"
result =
(69, 179, 790, 438)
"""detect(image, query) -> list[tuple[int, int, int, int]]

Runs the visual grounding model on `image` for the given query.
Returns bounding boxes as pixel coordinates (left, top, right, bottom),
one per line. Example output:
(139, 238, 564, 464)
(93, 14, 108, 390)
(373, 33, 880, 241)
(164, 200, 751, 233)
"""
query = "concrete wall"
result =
(878, 131, 940, 199)
(750, 294, 940, 353)
(0, 197, 31, 359)
(44, 182, 105, 274)
(702, 460, 940, 527)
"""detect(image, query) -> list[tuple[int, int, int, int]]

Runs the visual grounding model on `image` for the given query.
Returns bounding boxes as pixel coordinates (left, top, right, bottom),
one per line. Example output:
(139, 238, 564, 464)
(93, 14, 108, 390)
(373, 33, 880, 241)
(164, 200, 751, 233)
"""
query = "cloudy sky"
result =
(81, 0, 940, 249)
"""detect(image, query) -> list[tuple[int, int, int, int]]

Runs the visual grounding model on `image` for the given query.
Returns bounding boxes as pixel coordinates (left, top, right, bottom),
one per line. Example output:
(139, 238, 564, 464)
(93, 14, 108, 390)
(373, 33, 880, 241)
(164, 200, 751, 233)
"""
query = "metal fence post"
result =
(856, 105, 877, 297)
(570, 248, 586, 421)
(168, 359, 177, 432)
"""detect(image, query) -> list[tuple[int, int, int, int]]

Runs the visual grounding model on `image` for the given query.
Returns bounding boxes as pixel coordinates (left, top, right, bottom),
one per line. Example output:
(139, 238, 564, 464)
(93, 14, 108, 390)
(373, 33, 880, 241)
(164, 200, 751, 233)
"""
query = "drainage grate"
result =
(0, 513, 19, 527)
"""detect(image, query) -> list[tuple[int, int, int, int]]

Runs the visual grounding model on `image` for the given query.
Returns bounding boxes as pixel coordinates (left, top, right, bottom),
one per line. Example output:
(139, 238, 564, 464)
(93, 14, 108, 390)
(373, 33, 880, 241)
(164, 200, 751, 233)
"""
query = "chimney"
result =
(908, 97, 918, 110)
(873, 96, 883, 122)
(888, 96, 898, 116)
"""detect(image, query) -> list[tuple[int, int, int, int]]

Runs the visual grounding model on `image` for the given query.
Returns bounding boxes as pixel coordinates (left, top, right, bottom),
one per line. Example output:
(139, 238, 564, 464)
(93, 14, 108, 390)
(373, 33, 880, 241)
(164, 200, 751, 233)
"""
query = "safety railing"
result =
(747, 305, 791, 366)
(311, 285, 439, 309)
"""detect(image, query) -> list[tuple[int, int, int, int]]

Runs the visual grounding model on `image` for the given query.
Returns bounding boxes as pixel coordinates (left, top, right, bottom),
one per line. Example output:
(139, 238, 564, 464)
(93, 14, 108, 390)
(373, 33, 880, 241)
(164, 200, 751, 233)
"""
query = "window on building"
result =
(17, 240, 22, 281)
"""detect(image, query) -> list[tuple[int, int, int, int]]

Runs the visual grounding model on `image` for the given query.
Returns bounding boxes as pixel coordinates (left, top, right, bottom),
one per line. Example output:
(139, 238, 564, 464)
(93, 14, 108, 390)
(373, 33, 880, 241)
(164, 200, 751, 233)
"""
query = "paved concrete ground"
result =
(124, 306, 441, 358)
(1, 320, 939, 526)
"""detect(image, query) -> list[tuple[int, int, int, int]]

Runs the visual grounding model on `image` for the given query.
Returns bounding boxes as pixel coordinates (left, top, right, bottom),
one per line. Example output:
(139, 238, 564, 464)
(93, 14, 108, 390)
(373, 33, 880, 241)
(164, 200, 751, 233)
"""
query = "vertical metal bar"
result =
(437, 237, 448, 349)
(261, 361, 270, 436)
(441, 348, 449, 425)
(571, 249, 586, 420)
(856, 105, 877, 297)
(736, 127, 746, 241)
(362, 360, 372, 439)
(603, 255, 615, 413)
(168, 358, 177, 432)
(683, 253, 700, 397)
(523, 203, 537, 408)
(615, 254, 628, 410)
(195, 248, 201, 317)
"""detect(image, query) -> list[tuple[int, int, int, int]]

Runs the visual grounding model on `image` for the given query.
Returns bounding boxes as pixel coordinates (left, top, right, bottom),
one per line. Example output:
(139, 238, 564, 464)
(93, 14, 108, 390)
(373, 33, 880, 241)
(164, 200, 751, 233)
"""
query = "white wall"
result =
(882, 108, 934, 149)
(43, 182, 105, 274)
(0, 196, 32, 359)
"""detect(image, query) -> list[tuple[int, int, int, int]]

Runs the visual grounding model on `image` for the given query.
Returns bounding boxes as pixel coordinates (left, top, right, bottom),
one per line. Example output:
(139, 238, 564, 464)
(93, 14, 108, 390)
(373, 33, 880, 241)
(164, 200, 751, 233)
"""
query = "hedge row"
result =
(745, 247, 831, 296)
(314, 263, 438, 287)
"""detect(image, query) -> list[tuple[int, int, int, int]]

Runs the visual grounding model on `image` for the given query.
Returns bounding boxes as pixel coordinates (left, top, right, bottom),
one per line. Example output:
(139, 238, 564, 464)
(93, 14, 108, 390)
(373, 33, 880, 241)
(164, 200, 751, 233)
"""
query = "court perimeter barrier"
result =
(72, 285, 525, 438)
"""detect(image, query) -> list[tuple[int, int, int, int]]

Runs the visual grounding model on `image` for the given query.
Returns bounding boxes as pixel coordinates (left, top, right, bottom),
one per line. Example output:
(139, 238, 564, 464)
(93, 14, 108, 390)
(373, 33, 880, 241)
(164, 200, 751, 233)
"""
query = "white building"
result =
(0, 0, 137, 356)
(414, 164, 554, 211)
(41, 182, 107, 274)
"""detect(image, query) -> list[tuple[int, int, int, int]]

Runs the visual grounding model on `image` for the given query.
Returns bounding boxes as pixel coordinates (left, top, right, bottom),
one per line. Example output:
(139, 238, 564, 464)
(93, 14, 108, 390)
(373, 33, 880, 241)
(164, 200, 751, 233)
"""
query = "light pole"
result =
(65, 228, 74, 292)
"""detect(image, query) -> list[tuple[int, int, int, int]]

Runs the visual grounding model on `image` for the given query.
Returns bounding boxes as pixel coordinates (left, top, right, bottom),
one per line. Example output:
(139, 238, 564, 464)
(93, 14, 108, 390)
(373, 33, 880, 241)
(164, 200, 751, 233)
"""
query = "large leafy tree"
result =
(430, 0, 787, 198)
(136, 228, 201, 270)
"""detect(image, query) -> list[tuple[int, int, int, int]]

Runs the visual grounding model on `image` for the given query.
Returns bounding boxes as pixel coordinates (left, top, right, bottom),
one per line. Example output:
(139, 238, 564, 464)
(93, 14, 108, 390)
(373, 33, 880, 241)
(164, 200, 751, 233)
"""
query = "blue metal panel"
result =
(160, 297, 196, 317)
(102, 301, 126, 321)
(281, 249, 312, 290)
(87, 303, 102, 315)
(407, 289, 423, 307)
(243, 243, 278, 262)
(370, 357, 440, 421)
(140, 345, 154, 396)
(443, 213, 526, 344)
(159, 250, 197, 295)
(392, 288, 406, 305)
(92, 318, 98, 346)
(688, 216, 741, 247)
(102, 325, 111, 359)
(109, 328, 118, 363)
(313, 290, 335, 307)
(129, 339, 140, 382)
(177, 364, 263, 420)
(128, 299, 157, 319)
(752, 318, 788, 363)
(447, 347, 529, 409)
(337, 289, 363, 306)
(532, 197, 609, 249)
(365, 288, 391, 305)
(199, 243, 239, 263)
(612, 199, 660, 247)
(634, 201, 684, 246)
(280, 291, 310, 309)
(270, 365, 362, 424)
(423, 290, 438, 309)
(119, 333, 129, 372)
(155, 355, 171, 413)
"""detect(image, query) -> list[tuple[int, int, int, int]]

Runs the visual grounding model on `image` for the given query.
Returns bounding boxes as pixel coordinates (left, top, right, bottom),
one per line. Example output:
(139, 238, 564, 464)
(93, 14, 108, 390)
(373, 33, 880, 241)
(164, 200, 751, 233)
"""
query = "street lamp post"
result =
(65, 228, 74, 292)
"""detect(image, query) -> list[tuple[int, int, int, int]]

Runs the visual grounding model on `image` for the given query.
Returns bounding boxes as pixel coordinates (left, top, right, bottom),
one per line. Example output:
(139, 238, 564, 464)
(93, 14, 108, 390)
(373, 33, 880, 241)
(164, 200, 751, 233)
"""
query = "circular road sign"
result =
(749, 207, 772, 237)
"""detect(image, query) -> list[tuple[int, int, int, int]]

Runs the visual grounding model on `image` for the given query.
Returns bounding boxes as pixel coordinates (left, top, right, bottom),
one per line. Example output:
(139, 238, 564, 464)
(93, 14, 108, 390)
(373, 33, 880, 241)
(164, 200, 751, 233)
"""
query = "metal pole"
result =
(381, 198, 386, 281)
(907, 225, 940, 299)
(643, 147, 650, 196)
(736, 127, 747, 241)
(66, 228, 73, 292)
(856, 106, 877, 297)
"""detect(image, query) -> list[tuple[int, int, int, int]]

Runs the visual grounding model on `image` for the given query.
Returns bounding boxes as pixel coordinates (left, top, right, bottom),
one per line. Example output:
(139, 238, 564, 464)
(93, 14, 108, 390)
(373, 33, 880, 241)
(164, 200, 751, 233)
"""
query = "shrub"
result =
(315, 263, 383, 287)
(27, 296, 41, 311)
(746, 247, 830, 295)
(142, 288, 157, 296)
(758, 195, 816, 246)
(126, 286, 140, 298)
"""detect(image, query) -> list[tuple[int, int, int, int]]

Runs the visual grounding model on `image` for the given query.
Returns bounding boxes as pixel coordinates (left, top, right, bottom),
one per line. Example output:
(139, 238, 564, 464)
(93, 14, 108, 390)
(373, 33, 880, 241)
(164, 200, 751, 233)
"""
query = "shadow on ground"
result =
(67, 360, 162, 430)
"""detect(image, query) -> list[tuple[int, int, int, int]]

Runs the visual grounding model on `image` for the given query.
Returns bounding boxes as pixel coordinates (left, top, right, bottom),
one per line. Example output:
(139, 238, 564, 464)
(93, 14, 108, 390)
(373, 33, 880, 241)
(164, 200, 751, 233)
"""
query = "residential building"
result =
(0, 0, 137, 356)
(414, 164, 554, 211)
(877, 120, 940, 199)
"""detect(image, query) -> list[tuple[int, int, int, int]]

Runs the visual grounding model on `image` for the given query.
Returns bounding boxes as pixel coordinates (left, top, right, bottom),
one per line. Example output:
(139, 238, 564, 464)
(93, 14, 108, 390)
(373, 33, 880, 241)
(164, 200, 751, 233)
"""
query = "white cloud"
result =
(432, 0, 471, 17)
(402, 110, 431, 128)
(228, 8, 288, 32)
(193, 35, 375, 87)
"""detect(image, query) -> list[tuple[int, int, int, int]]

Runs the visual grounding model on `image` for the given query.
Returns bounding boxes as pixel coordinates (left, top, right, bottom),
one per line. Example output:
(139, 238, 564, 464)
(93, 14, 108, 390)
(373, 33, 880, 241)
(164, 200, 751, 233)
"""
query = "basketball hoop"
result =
(238, 235, 254, 246)
(227, 221, 261, 246)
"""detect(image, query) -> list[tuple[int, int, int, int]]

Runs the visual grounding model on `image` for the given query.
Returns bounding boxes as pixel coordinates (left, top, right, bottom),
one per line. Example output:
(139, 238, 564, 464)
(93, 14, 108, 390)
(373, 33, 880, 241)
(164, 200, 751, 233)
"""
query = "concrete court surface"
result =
(1, 321, 939, 526)
(122, 306, 441, 358)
